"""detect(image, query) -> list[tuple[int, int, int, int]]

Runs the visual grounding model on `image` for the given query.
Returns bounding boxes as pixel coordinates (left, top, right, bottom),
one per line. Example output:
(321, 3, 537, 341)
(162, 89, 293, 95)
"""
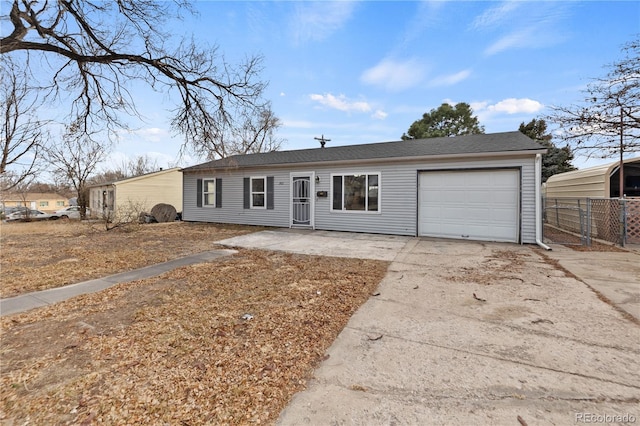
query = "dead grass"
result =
(0, 221, 264, 298)
(0, 221, 389, 425)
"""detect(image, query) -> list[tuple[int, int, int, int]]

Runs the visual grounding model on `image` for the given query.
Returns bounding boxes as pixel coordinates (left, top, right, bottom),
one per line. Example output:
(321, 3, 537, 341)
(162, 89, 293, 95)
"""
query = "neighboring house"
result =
(89, 168, 183, 217)
(0, 192, 68, 213)
(544, 157, 640, 199)
(181, 132, 547, 244)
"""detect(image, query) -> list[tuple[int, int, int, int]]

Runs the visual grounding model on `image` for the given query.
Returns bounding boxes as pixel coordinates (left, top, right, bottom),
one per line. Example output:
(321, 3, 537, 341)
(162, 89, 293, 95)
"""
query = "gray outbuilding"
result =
(181, 132, 547, 244)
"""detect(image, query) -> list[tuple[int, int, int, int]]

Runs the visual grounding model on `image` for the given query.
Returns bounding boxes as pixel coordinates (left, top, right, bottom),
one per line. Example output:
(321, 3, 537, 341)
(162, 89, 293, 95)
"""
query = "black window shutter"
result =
(215, 178, 222, 208)
(267, 176, 274, 210)
(196, 179, 203, 208)
(243, 177, 250, 209)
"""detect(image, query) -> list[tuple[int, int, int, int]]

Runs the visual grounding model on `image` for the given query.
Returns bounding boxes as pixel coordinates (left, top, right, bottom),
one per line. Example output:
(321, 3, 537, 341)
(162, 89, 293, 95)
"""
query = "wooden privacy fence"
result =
(543, 197, 640, 246)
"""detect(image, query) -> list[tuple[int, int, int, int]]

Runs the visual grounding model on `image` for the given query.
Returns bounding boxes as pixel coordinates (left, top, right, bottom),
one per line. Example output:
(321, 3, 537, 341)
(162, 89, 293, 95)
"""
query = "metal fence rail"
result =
(543, 197, 639, 246)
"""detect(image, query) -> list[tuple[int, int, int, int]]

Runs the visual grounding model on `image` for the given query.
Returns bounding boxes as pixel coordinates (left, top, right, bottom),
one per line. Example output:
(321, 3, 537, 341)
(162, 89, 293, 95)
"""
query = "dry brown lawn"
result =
(0, 220, 263, 298)
(0, 221, 389, 425)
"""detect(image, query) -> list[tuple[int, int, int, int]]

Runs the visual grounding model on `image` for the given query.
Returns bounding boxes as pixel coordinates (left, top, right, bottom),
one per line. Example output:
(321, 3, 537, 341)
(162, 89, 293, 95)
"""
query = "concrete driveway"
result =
(218, 230, 639, 425)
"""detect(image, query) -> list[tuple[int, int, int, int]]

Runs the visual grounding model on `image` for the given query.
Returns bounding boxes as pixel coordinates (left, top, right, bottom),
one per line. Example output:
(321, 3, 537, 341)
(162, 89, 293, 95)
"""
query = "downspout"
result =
(535, 154, 552, 250)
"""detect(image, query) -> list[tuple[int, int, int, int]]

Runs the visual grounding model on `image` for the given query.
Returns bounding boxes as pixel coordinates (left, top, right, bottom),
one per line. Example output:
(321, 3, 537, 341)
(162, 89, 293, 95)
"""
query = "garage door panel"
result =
(418, 170, 519, 243)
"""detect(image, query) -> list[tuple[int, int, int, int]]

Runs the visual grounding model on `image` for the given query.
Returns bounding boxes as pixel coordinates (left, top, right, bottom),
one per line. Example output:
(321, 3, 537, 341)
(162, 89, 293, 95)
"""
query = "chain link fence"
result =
(543, 197, 640, 246)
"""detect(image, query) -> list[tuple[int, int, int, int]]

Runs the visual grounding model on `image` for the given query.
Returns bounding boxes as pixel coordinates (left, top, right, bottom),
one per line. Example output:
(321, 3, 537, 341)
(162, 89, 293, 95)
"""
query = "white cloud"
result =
(309, 93, 372, 113)
(429, 69, 472, 87)
(290, 2, 356, 45)
(487, 98, 544, 114)
(361, 58, 427, 92)
(484, 28, 537, 56)
(471, 1, 521, 30)
(134, 127, 169, 143)
(474, 3, 570, 56)
(371, 110, 388, 120)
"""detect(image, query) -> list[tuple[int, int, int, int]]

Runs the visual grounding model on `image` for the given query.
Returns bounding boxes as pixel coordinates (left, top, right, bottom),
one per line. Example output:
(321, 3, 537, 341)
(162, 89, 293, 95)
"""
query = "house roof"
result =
(182, 131, 546, 172)
(88, 167, 181, 188)
(0, 192, 67, 202)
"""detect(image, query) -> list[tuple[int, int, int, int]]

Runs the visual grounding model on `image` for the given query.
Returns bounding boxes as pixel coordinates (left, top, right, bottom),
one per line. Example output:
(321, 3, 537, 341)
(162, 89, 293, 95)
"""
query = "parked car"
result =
(52, 206, 90, 219)
(1, 206, 29, 220)
(5, 209, 55, 222)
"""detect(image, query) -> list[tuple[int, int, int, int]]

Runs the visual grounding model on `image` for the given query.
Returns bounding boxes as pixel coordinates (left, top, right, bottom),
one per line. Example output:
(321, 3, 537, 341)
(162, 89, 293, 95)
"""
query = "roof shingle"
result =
(182, 131, 545, 172)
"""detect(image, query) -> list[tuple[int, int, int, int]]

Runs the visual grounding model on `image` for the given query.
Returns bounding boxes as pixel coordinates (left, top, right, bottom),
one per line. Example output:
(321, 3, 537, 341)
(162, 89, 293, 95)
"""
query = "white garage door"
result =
(418, 169, 520, 243)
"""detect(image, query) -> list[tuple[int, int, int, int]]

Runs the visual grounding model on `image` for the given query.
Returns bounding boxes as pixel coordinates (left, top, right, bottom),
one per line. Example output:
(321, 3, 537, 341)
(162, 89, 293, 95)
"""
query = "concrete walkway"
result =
(543, 243, 640, 322)
(216, 228, 411, 261)
(0, 249, 237, 316)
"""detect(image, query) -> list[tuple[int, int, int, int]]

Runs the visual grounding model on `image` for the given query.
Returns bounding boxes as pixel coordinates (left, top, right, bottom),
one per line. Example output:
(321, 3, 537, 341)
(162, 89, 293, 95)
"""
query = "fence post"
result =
(577, 199, 584, 245)
(555, 198, 560, 227)
(620, 199, 626, 247)
(586, 198, 592, 246)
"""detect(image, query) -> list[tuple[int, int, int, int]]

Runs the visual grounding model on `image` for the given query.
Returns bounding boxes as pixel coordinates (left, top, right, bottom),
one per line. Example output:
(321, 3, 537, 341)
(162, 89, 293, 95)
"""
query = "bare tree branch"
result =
(548, 37, 640, 159)
(1, 0, 275, 156)
(46, 125, 110, 218)
(0, 57, 47, 191)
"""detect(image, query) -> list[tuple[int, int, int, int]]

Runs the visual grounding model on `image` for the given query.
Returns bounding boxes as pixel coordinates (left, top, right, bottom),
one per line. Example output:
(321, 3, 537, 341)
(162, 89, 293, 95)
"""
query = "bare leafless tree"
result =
(548, 37, 640, 159)
(46, 127, 109, 218)
(188, 101, 285, 160)
(0, 58, 48, 191)
(1, 0, 278, 157)
(112, 154, 160, 178)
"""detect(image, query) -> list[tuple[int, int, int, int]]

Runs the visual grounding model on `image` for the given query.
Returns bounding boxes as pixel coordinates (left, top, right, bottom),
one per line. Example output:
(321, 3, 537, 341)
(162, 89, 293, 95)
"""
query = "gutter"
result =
(535, 153, 552, 251)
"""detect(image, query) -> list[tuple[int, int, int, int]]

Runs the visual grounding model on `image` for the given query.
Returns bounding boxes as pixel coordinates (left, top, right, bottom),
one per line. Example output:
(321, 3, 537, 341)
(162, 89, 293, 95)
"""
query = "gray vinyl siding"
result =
(182, 154, 538, 244)
(183, 169, 290, 228)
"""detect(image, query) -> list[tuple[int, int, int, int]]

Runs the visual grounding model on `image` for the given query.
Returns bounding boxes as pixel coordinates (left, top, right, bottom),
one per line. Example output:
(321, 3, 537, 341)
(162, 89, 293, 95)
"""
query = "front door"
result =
(291, 175, 312, 227)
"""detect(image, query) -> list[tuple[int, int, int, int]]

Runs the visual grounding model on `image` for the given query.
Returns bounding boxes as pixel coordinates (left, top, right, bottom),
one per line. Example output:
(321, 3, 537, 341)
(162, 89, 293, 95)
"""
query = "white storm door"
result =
(291, 175, 312, 227)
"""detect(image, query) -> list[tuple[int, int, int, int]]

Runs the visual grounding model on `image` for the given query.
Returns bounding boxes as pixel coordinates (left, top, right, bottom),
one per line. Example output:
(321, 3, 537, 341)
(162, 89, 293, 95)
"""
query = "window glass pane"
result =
(332, 176, 342, 210)
(368, 174, 379, 211)
(204, 193, 215, 206)
(203, 179, 215, 206)
(344, 175, 366, 211)
(252, 178, 264, 192)
(252, 194, 265, 207)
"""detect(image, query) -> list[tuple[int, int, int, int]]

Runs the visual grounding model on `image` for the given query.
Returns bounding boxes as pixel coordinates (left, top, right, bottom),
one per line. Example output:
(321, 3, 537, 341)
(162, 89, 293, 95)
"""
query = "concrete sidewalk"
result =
(0, 249, 237, 317)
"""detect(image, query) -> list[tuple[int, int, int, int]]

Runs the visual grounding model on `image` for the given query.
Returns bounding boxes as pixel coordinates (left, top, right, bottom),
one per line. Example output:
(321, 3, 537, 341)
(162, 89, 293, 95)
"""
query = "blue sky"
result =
(101, 1, 639, 170)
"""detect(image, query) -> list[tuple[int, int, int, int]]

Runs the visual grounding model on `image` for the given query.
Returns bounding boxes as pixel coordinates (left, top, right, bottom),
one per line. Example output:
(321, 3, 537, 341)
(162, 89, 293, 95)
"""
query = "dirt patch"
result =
(0, 221, 263, 298)
(543, 224, 627, 252)
(443, 250, 531, 286)
(0, 249, 389, 425)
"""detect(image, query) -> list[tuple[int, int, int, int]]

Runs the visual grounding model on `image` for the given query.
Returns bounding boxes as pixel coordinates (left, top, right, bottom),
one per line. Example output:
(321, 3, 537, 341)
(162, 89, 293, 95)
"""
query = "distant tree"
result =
(187, 101, 285, 159)
(549, 37, 639, 158)
(122, 155, 161, 177)
(1, 0, 280, 158)
(46, 126, 109, 219)
(519, 119, 576, 182)
(27, 181, 73, 199)
(0, 58, 48, 191)
(402, 102, 485, 140)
